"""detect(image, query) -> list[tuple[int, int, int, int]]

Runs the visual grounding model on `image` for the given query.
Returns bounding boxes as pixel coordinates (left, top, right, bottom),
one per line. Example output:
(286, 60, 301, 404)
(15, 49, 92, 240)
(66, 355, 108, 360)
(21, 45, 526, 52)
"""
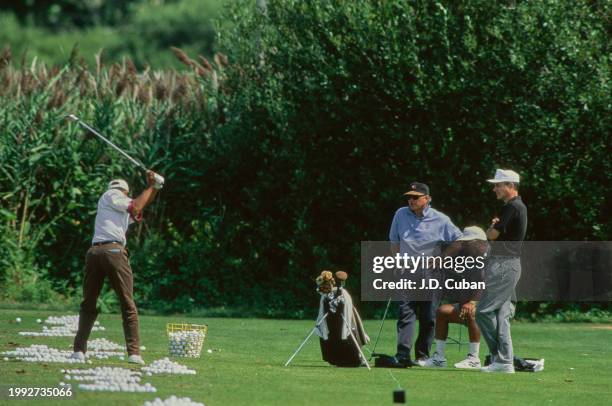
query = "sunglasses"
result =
(406, 194, 426, 200)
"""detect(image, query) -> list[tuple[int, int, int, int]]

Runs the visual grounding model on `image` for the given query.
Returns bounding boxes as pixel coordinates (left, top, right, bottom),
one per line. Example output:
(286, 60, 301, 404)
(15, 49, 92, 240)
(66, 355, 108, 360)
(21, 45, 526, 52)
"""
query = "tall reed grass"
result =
(0, 46, 226, 303)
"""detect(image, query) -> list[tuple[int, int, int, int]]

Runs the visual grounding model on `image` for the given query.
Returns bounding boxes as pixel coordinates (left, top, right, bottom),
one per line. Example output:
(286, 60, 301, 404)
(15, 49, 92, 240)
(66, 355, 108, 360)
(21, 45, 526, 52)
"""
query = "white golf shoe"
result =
(128, 354, 145, 365)
(68, 351, 86, 361)
(454, 354, 481, 369)
(422, 352, 447, 368)
(481, 362, 515, 373)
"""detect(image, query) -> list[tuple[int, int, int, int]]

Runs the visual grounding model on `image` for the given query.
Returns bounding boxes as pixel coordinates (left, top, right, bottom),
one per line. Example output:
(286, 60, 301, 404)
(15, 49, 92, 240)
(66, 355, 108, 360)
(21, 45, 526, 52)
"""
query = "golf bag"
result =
(316, 288, 370, 367)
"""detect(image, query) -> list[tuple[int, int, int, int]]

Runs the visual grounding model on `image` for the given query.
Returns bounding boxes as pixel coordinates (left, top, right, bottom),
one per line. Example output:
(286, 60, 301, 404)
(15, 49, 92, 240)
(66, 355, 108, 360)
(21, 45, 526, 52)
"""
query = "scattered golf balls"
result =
(5, 316, 203, 401)
(19, 314, 105, 337)
(88, 338, 123, 351)
(0, 345, 86, 363)
(141, 358, 196, 375)
(143, 396, 205, 406)
(63, 366, 156, 393)
(1, 344, 123, 363)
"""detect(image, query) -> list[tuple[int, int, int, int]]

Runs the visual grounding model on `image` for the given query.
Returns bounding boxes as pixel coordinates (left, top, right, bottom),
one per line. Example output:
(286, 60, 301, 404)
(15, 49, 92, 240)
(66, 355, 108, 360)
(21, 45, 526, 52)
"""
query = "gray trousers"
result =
(476, 256, 521, 365)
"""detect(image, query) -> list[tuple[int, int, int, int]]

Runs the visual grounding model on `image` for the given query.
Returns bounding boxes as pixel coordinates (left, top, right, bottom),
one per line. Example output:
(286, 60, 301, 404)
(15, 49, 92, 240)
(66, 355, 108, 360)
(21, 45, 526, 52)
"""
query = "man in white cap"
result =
(476, 169, 527, 373)
(423, 226, 488, 370)
(71, 170, 163, 365)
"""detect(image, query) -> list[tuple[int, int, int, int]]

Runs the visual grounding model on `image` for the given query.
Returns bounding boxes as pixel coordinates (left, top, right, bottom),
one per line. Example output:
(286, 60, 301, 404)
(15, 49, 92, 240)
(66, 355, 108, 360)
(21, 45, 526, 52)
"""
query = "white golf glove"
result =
(153, 173, 165, 190)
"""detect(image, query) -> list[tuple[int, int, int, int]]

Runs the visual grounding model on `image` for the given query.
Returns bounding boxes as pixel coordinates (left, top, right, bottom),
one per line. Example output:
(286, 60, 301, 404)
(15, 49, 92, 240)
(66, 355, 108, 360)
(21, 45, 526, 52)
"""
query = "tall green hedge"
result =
(1, 0, 609, 316)
(209, 0, 610, 314)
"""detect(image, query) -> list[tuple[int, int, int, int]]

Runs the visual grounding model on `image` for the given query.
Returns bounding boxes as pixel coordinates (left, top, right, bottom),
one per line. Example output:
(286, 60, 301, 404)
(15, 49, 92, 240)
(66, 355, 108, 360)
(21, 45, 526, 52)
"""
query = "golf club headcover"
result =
(335, 271, 348, 283)
(316, 270, 335, 294)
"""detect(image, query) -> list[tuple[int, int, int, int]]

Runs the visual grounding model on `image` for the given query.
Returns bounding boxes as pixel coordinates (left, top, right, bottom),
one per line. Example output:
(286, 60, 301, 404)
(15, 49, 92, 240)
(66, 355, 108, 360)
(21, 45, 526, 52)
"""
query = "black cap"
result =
(403, 182, 430, 196)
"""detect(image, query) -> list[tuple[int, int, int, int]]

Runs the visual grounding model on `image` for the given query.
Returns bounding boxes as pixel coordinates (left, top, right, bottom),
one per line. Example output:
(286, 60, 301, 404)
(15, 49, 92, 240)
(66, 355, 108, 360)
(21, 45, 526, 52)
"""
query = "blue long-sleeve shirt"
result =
(389, 205, 462, 256)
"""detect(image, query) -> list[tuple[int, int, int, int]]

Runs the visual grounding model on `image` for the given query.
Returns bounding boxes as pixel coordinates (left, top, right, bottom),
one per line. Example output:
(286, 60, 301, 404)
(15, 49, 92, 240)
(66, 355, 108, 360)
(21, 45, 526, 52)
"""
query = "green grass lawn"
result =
(1, 308, 611, 406)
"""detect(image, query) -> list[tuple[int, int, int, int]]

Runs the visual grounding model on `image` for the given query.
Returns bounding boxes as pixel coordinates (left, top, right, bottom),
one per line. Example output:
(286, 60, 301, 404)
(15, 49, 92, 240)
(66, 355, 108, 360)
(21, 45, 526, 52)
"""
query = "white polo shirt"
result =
(92, 189, 139, 246)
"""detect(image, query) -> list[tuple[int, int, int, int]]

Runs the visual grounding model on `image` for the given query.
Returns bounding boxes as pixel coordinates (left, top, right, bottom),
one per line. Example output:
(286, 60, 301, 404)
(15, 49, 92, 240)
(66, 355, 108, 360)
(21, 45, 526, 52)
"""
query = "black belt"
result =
(92, 240, 122, 247)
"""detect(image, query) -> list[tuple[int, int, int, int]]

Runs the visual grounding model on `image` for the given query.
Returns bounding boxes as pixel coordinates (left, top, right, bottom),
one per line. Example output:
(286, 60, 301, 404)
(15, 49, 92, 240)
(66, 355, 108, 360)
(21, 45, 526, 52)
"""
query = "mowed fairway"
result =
(1, 308, 611, 406)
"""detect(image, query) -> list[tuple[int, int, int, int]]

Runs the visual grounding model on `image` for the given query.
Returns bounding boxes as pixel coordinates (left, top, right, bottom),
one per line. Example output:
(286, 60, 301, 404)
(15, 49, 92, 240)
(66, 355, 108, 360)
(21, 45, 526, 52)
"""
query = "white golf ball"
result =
(36, 319, 42, 323)
(15, 317, 21, 323)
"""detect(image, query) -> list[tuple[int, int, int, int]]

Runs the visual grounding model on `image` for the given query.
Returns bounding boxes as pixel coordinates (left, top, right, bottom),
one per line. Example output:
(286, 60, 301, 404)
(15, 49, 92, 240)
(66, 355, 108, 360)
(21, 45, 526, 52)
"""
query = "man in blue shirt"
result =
(388, 182, 462, 367)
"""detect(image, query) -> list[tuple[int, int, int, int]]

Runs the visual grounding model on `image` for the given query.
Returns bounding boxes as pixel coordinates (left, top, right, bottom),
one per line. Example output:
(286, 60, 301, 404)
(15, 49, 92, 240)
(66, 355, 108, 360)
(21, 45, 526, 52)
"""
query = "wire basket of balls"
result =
(166, 323, 208, 358)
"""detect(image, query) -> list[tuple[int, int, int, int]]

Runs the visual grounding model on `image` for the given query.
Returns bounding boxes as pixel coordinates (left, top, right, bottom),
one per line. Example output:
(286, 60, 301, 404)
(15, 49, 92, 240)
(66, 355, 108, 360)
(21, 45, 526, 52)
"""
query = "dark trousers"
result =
(73, 243, 140, 355)
(396, 300, 437, 360)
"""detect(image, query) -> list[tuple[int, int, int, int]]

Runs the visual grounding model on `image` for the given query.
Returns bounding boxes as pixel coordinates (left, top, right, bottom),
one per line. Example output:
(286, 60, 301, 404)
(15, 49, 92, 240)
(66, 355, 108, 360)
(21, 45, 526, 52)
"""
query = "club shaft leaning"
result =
(76, 119, 146, 171)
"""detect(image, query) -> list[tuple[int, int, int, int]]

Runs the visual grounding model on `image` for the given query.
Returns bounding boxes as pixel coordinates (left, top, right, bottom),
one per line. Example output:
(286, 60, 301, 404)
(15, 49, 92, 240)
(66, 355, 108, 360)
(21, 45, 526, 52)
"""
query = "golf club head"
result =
(66, 114, 79, 122)
(335, 271, 348, 281)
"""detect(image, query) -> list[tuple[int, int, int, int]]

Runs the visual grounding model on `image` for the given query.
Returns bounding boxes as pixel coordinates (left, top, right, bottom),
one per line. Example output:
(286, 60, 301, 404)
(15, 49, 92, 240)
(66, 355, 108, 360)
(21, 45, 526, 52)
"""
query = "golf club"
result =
(67, 114, 165, 187)
(369, 297, 392, 359)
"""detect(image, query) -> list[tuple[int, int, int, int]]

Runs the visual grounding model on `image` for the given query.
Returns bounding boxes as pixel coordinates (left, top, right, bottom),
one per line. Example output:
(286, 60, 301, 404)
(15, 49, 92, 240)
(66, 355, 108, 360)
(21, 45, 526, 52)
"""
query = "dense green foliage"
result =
(0, 0, 225, 69)
(210, 0, 610, 314)
(0, 0, 610, 316)
(0, 0, 137, 28)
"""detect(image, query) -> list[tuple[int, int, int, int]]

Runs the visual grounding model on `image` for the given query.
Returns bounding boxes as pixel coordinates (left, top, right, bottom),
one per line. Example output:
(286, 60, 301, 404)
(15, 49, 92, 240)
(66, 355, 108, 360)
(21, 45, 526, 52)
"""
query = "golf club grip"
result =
(153, 173, 165, 185)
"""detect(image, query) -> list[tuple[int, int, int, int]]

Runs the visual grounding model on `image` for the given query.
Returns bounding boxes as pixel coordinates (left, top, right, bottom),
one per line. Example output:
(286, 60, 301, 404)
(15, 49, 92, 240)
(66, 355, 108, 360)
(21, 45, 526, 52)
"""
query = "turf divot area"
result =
(1, 308, 611, 405)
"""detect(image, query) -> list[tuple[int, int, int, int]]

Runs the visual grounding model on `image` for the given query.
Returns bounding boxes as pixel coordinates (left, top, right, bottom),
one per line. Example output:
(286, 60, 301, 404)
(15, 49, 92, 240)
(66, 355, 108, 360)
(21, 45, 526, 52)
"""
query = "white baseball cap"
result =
(487, 169, 520, 183)
(457, 226, 487, 241)
(108, 179, 129, 193)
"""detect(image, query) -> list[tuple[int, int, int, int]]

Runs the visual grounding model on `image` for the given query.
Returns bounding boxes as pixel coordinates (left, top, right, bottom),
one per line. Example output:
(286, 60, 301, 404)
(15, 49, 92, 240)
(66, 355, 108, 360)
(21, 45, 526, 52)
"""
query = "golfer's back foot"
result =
(128, 354, 145, 365)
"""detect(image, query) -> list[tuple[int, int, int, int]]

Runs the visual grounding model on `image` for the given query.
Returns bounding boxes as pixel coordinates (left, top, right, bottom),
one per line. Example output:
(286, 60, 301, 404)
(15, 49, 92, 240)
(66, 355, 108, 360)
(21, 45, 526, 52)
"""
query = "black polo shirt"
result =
(491, 196, 527, 256)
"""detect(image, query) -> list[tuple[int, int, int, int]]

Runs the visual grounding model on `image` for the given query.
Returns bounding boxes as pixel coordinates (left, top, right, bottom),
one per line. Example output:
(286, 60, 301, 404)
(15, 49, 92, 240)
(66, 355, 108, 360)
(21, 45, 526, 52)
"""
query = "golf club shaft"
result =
(68, 114, 147, 171)
(370, 297, 392, 357)
(284, 313, 329, 367)
(340, 313, 371, 370)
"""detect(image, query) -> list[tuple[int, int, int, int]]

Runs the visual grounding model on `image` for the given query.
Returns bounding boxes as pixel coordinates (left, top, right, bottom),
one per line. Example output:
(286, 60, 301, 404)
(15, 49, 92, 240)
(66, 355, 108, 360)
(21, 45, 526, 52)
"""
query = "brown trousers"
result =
(73, 243, 140, 355)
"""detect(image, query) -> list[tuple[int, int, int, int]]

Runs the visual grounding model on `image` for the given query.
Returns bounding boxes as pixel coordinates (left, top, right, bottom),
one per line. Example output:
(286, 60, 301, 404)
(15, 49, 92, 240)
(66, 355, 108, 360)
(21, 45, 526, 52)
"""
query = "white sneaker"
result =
(454, 353, 481, 369)
(127, 354, 145, 365)
(68, 351, 86, 361)
(422, 352, 447, 368)
(481, 362, 515, 373)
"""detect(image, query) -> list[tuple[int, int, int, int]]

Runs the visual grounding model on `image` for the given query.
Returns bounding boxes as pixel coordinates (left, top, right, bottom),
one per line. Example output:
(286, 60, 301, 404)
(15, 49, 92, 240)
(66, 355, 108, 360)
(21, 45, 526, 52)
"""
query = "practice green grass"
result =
(1, 308, 611, 406)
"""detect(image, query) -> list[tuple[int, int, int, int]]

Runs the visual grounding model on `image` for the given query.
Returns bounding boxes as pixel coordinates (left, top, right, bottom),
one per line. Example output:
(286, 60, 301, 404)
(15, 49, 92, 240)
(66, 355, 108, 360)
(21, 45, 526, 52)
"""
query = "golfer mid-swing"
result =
(71, 170, 162, 365)
(477, 169, 527, 373)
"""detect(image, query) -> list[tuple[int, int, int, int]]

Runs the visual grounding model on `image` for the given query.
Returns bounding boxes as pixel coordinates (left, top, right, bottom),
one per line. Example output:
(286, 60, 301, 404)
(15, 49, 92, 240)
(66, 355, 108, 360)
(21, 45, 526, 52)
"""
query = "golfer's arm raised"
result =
(130, 171, 159, 215)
